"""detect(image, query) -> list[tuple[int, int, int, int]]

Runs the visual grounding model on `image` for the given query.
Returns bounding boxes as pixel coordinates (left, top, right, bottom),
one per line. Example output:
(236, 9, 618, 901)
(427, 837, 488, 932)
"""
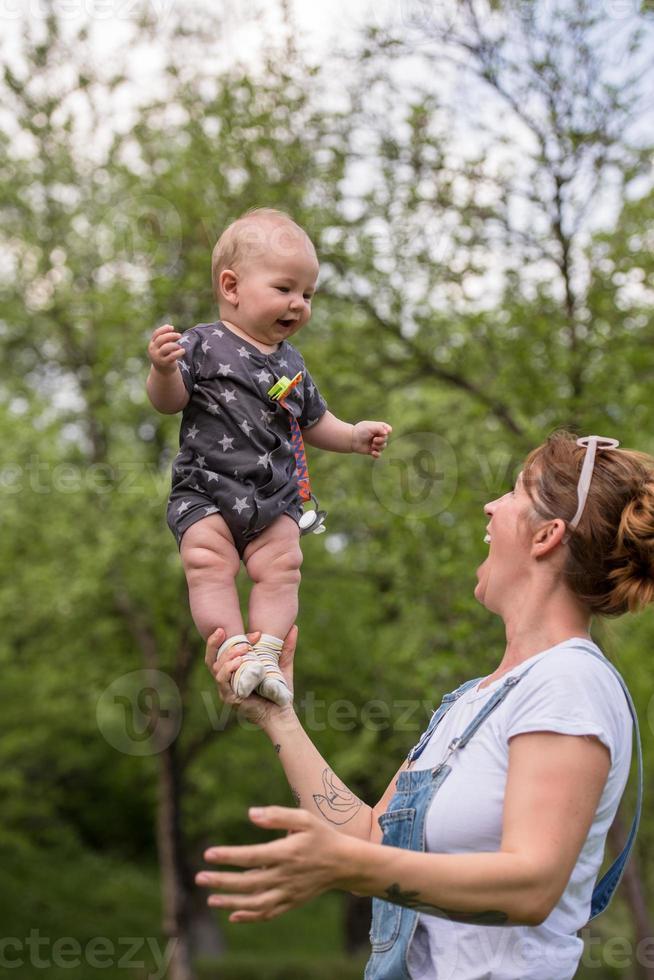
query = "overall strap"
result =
(566, 644, 643, 920)
(407, 677, 480, 764)
(433, 661, 540, 773)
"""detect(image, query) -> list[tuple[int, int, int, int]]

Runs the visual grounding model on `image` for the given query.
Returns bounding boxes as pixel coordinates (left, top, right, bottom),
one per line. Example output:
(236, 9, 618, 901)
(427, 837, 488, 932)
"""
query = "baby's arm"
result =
(146, 324, 190, 414)
(302, 410, 392, 459)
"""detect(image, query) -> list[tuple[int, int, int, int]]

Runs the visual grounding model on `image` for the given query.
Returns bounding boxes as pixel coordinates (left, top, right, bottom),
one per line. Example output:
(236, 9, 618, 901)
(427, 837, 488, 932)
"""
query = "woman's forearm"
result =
(264, 709, 374, 839)
(340, 838, 549, 927)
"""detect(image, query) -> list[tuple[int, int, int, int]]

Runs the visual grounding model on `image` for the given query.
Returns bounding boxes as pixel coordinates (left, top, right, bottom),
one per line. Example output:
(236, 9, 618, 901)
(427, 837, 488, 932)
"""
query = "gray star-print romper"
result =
(166, 321, 328, 556)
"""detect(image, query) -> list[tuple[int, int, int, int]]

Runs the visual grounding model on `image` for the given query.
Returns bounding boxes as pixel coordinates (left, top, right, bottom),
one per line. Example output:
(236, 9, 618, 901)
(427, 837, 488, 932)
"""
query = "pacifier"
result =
(299, 494, 327, 535)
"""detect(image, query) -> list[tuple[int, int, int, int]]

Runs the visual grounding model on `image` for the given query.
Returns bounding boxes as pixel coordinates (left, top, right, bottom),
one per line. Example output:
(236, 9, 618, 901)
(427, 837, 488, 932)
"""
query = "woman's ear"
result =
(532, 518, 567, 558)
(219, 269, 239, 306)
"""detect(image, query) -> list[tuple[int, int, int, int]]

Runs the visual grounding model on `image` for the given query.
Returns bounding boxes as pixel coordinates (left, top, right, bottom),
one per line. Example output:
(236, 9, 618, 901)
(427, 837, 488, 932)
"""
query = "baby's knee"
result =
(248, 542, 303, 585)
(181, 537, 240, 584)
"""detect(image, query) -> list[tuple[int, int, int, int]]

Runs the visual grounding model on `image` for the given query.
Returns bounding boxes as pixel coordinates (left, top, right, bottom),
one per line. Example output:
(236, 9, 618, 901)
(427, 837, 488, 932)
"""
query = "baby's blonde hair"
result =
(211, 208, 316, 303)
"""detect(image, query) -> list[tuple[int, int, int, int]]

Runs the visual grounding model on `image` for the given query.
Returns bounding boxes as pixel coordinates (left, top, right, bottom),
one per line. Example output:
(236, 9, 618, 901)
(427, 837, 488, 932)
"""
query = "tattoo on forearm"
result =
(274, 743, 281, 754)
(312, 768, 363, 825)
(383, 884, 508, 925)
(291, 786, 301, 806)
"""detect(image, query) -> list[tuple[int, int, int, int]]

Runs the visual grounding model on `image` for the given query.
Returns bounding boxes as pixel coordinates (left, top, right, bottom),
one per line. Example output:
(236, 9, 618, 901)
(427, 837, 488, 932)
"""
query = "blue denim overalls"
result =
(364, 644, 643, 980)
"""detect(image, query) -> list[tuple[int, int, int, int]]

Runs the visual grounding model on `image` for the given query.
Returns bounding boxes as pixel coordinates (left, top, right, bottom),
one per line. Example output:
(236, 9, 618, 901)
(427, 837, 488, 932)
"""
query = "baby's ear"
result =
(219, 268, 239, 305)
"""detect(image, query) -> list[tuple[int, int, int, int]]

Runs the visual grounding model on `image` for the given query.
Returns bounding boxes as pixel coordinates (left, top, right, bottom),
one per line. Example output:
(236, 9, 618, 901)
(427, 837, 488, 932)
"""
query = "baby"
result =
(147, 208, 391, 707)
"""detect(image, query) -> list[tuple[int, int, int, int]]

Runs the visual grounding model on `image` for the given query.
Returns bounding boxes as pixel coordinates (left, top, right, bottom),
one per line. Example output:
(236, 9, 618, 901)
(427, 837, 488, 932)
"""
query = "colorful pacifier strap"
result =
(268, 374, 312, 503)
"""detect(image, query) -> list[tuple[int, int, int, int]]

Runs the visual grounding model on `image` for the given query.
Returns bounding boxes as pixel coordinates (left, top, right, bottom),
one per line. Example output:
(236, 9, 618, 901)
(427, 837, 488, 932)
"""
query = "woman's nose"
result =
(484, 499, 497, 518)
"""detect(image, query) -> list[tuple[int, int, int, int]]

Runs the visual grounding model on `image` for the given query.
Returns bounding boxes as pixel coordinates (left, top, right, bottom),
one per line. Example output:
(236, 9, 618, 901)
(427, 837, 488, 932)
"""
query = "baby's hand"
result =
(352, 421, 392, 458)
(148, 323, 185, 374)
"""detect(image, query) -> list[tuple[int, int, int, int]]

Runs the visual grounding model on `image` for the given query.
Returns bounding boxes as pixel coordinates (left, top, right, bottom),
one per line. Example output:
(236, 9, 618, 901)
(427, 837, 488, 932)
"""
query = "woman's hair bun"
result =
(608, 480, 654, 613)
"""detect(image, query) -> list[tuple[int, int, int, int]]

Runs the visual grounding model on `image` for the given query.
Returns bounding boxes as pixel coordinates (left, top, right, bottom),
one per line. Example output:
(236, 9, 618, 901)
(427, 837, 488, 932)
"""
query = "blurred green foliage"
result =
(0, 1, 653, 977)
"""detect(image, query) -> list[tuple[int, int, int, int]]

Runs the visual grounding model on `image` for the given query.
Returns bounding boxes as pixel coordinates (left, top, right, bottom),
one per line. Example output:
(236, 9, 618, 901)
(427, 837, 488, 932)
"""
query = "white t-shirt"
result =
(406, 638, 633, 980)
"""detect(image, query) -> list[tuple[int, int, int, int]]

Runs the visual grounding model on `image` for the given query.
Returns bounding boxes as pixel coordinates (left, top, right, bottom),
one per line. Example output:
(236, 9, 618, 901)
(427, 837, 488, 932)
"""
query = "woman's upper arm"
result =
(369, 760, 410, 844)
(501, 731, 611, 921)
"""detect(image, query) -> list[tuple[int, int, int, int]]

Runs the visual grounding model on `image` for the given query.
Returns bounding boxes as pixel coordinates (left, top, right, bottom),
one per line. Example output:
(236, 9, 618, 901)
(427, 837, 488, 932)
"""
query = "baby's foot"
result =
(254, 634, 293, 708)
(219, 634, 265, 699)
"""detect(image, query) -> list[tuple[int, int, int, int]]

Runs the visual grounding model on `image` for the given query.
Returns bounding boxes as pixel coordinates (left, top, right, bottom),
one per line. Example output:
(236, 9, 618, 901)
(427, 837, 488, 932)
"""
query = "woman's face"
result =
(475, 471, 536, 615)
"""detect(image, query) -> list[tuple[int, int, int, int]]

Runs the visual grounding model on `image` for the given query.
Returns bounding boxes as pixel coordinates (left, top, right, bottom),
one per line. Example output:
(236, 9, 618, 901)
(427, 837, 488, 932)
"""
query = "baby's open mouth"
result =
(277, 318, 296, 328)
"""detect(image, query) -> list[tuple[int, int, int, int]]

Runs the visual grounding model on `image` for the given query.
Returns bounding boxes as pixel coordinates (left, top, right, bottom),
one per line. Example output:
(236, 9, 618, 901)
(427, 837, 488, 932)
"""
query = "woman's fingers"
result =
(205, 628, 226, 670)
(196, 866, 277, 893)
(207, 887, 288, 916)
(248, 805, 311, 833)
(278, 626, 298, 679)
(281, 625, 298, 658)
(203, 835, 290, 869)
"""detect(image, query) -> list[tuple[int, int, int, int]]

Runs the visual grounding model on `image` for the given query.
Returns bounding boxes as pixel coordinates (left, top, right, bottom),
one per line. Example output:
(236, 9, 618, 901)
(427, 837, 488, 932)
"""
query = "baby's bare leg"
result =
(180, 514, 243, 640)
(242, 516, 302, 707)
(244, 515, 303, 639)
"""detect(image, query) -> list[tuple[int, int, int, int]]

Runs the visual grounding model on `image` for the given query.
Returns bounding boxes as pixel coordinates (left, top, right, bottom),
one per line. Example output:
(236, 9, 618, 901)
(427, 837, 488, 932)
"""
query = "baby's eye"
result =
(276, 286, 290, 293)
(303, 294, 313, 301)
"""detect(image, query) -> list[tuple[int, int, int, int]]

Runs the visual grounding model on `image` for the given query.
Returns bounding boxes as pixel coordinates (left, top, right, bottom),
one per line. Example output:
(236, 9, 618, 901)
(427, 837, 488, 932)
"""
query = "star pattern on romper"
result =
(219, 435, 234, 451)
(257, 452, 272, 467)
(201, 340, 211, 354)
(278, 358, 288, 368)
(187, 424, 199, 440)
(206, 471, 219, 483)
(255, 368, 273, 385)
(207, 403, 220, 415)
(220, 389, 236, 403)
(178, 335, 192, 345)
(204, 505, 219, 515)
(180, 360, 190, 373)
(260, 408, 275, 424)
(190, 483, 202, 491)
(233, 496, 251, 514)
(240, 419, 253, 437)
(196, 454, 206, 468)
(283, 439, 291, 450)
(218, 363, 234, 377)
(176, 500, 191, 515)
(212, 328, 224, 337)
(237, 346, 251, 359)
(308, 382, 316, 397)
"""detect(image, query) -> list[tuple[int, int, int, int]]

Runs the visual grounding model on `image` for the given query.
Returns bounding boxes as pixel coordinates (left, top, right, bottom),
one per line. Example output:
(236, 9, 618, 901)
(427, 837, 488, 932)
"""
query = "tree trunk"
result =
(157, 733, 195, 980)
(344, 894, 373, 955)
(608, 814, 654, 980)
(189, 890, 226, 961)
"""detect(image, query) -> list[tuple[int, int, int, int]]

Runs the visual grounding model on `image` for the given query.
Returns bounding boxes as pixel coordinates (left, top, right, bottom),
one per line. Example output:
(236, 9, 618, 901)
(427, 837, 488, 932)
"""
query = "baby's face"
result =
(229, 234, 319, 348)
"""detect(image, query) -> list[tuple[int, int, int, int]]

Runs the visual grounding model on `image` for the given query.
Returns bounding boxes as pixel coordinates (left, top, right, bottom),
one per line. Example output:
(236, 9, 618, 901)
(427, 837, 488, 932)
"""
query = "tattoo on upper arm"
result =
(291, 787, 301, 806)
(274, 743, 281, 754)
(383, 884, 508, 926)
(312, 768, 363, 825)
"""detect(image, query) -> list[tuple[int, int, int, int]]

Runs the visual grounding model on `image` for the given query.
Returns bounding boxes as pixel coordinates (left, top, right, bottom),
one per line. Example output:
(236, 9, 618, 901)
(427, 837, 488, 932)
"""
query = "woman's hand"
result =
(195, 806, 354, 922)
(204, 626, 298, 730)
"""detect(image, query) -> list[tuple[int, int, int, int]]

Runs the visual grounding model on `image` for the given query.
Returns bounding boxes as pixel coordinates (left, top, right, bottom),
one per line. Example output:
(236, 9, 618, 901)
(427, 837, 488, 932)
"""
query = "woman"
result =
(196, 432, 647, 979)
